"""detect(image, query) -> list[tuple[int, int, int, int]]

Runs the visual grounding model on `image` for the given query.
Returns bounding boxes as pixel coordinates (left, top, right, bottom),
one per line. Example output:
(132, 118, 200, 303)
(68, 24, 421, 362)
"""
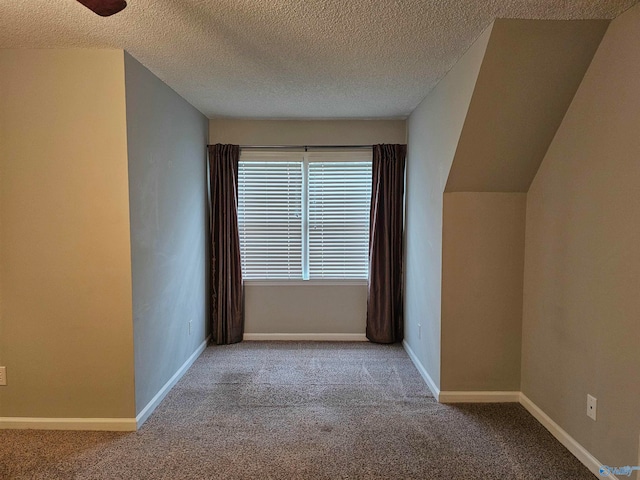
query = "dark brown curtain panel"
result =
(366, 144, 407, 344)
(208, 144, 244, 344)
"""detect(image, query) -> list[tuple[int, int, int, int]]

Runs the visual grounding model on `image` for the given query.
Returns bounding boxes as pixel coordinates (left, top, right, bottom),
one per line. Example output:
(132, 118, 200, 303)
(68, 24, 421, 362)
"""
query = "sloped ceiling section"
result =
(445, 19, 609, 192)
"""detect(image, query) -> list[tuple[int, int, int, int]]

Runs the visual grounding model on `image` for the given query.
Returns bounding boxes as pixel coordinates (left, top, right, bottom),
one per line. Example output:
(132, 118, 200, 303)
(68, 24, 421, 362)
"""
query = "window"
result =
(237, 153, 303, 279)
(238, 149, 372, 280)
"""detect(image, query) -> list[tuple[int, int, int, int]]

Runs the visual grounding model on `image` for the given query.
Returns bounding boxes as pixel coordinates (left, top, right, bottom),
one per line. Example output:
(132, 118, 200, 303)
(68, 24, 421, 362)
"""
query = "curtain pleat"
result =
(208, 144, 244, 344)
(366, 144, 407, 344)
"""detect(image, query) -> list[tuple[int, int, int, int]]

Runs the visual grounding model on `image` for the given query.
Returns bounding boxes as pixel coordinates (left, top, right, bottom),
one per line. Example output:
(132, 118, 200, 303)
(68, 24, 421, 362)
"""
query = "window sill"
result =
(243, 279, 368, 287)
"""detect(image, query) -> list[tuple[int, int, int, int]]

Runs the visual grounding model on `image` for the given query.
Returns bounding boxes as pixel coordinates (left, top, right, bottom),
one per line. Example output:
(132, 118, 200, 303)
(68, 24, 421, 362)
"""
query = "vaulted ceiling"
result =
(1, 0, 637, 118)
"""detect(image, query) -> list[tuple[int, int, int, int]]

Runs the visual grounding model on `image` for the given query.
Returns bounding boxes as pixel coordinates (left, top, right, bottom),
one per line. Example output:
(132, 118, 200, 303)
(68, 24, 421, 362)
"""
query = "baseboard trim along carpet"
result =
(519, 393, 616, 479)
(136, 336, 210, 429)
(401, 341, 615, 480)
(402, 340, 440, 399)
(439, 391, 521, 403)
(243, 333, 367, 341)
(0, 336, 210, 432)
(0, 417, 137, 431)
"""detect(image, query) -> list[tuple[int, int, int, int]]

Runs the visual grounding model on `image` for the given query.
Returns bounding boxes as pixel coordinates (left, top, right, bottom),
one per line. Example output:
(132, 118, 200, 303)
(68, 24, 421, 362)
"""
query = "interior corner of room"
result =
(1, 3, 639, 479)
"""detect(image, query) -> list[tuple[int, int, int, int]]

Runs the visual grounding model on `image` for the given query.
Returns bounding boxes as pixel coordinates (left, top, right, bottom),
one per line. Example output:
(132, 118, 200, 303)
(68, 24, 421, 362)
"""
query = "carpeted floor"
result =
(0, 342, 595, 479)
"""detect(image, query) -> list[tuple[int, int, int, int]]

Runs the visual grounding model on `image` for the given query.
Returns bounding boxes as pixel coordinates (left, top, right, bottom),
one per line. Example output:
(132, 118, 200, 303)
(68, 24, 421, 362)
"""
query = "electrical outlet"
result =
(0, 366, 6, 386)
(587, 394, 597, 421)
(418, 323, 422, 339)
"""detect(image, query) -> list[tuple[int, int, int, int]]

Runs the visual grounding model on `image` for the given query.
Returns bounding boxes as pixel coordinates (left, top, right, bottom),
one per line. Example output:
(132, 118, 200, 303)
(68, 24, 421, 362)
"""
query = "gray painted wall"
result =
(244, 283, 367, 334)
(521, 4, 640, 471)
(404, 26, 492, 388)
(124, 53, 209, 415)
(441, 193, 526, 391)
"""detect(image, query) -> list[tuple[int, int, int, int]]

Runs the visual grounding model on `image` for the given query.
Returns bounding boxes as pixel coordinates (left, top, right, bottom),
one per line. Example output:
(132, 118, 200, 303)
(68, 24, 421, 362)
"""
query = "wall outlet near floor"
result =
(418, 323, 422, 339)
(0, 366, 6, 386)
(587, 394, 597, 420)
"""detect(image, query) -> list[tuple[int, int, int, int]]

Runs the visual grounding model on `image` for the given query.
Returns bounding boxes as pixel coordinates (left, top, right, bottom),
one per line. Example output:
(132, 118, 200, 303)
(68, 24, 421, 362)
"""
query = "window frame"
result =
(238, 148, 372, 285)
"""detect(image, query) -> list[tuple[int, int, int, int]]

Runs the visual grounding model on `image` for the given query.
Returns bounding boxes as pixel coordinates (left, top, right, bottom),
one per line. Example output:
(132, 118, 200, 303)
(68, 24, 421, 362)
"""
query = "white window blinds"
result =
(237, 149, 372, 280)
(307, 152, 372, 279)
(237, 153, 303, 279)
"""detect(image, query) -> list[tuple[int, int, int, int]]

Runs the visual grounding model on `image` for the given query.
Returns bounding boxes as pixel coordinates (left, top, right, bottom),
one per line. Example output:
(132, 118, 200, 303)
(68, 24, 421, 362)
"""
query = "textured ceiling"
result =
(1, 0, 637, 119)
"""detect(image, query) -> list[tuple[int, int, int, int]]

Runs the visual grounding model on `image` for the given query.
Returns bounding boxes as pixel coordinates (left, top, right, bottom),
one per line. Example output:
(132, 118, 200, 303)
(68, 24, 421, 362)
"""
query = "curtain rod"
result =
(208, 144, 373, 150)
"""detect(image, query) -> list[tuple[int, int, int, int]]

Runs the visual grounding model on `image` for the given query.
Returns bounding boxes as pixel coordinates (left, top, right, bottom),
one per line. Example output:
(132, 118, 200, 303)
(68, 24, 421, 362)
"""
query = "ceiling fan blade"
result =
(75, 0, 127, 17)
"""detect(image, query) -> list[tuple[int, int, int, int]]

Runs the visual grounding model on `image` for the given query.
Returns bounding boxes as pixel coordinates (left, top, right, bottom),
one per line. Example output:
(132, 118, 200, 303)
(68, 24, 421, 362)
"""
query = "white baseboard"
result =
(519, 393, 616, 479)
(0, 336, 210, 432)
(439, 391, 521, 403)
(135, 336, 210, 428)
(402, 340, 440, 399)
(243, 333, 367, 341)
(401, 344, 613, 478)
(0, 417, 136, 431)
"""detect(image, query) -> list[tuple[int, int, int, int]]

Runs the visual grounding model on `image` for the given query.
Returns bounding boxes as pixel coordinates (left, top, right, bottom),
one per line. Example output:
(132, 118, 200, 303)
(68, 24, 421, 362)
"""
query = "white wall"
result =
(210, 119, 405, 336)
(404, 26, 492, 388)
(521, 4, 640, 471)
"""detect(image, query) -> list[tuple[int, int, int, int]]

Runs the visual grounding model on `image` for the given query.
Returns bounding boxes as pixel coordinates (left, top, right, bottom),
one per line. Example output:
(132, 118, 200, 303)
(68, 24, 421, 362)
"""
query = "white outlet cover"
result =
(587, 394, 597, 421)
